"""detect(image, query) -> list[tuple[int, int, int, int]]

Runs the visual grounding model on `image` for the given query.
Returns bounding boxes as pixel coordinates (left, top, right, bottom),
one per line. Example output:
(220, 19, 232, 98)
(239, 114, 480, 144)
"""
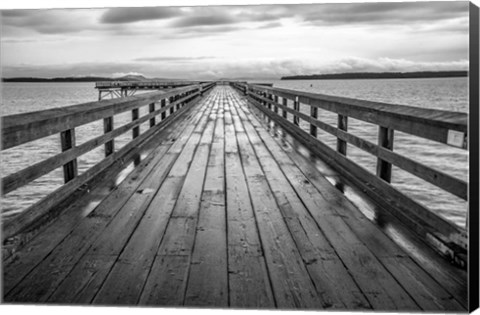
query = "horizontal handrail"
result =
(95, 80, 205, 89)
(2, 84, 210, 150)
(231, 81, 467, 262)
(1, 82, 216, 240)
(239, 83, 468, 148)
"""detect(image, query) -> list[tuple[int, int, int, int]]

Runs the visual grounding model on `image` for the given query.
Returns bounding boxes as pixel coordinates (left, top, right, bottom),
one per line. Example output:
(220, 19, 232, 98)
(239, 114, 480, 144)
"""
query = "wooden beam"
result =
(60, 129, 78, 183)
(132, 108, 139, 139)
(103, 117, 114, 157)
(337, 114, 348, 155)
(293, 96, 300, 126)
(377, 126, 394, 183)
(149, 103, 156, 127)
(310, 106, 318, 137)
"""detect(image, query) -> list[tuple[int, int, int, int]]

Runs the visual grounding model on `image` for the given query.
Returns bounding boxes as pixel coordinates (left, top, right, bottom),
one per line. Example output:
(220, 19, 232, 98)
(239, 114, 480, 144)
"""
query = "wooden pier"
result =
(1, 82, 469, 310)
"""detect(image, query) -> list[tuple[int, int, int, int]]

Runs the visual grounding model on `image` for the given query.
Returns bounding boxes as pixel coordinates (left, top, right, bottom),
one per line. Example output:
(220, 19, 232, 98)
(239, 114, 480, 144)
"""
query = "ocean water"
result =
(1, 78, 469, 227)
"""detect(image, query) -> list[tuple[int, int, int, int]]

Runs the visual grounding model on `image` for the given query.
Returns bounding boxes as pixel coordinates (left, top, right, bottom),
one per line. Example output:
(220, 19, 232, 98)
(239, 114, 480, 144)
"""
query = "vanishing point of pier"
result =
(1, 82, 469, 310)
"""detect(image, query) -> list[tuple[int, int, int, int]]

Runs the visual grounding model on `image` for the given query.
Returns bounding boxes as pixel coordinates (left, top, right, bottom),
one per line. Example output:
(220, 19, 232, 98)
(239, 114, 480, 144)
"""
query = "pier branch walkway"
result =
(2, 84, 468, 311)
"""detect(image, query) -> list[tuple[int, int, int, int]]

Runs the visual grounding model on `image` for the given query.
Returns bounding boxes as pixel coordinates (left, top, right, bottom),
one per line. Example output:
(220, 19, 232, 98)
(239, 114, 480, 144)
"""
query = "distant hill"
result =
(1, 75, 179, 83)
(281, 71, 468, 80)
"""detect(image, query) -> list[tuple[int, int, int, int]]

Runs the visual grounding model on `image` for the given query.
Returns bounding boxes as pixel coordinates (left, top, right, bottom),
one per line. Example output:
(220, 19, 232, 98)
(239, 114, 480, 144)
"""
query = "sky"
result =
(0, 0, 471, 79)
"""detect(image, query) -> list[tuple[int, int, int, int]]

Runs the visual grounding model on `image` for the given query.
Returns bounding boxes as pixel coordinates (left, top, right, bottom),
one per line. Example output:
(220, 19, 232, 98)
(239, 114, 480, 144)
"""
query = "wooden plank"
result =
(138, 255, 190, 306)
(224, 104, 274, 310)
(310, 105, 317, 137)
(103, 116, 114, 156)
(132, 108, 139, 138)
(246, 95, 465, 245)
(261, 110, 468, 308)
(337, 114, 348, 155)
(234, 100, 378, 310)
(7, 149, 179, 303)
(232, 105, 324, 309)
(87, 176, 186, 305)
(242, 96, 467, 310)
(4, 95, 215, 303)
(377, 126, 394, 182)
(236, 96, 424, 310)
(2, 94, 203, 241)
(246, 84, 467, 145)
(139, 94, 220, 306)
(60, 128, 78, 183)
(381, 256, 465, 311)
(149, 102, 156, 127)
(2, 85, 204, 150)
(1, 107, 200, 291)
(184, 142, 228, 307)
(47, 93, 219, 305)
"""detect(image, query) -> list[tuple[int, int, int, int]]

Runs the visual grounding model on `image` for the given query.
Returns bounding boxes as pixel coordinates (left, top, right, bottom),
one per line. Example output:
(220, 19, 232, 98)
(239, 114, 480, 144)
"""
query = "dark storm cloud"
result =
(1, 9, 96, 34)
(100, 7, 182, 24)
(169, 6, 288, 28)
(171, 14, 235, 27)
(295, 1, 468, 26)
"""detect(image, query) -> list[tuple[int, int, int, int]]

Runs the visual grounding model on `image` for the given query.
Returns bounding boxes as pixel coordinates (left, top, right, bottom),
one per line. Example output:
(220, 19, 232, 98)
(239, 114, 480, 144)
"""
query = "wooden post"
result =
(337, 114, 348, 155)
(169, 96, 174, 115)
(176, 95, 181, 111)
(168, 96, 175, 115)
(274, 95, 279, 114)
(310, 106, 318, 137)
(293, 96, 300, 126)
(103, 117, 114, 156)
(377, 126, 394, 182)
(149, 103, 156, 127)
(60, 128, 78, 183)
(282, 98, 287, 119)
(132, 108, 139, 139)
(267, 93, 272, 110)
(161, 99, 166, 120)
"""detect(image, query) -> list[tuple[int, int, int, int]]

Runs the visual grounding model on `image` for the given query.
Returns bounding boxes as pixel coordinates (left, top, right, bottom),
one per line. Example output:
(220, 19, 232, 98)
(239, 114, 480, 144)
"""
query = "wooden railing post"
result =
(176, 95, 181, 111)
(293, 96, 300, 126)
(103, 117, 114, 156)
(282, 98, 287, 119)
(132, 108, 139, 139)
(161, 99, 166, 120)
(377, 126, 394, 182)
(60, 128, 78, 183)
(267, 93, 272, 110)
(310, 106, 318, 137)
(273, 95, 279, 114)
(149, 102, 156, 127)
(337, 114, 348, 155)
(169, 96, 174, 115)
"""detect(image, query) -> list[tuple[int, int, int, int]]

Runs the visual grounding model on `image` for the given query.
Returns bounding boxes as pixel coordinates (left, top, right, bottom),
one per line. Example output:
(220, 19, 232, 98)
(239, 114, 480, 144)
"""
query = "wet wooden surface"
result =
(3, 86, 467, 311)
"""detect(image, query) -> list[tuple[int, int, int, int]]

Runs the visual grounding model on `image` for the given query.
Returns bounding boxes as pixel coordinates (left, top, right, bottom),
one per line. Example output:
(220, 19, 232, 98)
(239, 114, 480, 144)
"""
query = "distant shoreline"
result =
(2, 76, 138, 83)
(281, 71, 468, 80)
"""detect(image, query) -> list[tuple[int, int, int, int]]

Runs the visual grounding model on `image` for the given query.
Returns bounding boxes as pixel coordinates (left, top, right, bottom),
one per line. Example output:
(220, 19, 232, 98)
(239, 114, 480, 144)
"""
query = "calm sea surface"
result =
(1, 78, 469, 227)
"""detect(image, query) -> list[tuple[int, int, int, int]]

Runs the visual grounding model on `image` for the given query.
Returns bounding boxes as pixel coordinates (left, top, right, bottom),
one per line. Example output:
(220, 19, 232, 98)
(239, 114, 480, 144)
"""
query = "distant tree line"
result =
(281, 71, 468, 80)
(2, 76, 135, 83)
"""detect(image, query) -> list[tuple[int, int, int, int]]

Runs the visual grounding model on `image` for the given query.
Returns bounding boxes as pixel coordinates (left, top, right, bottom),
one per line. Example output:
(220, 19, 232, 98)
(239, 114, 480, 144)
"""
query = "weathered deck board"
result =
(3, 86, 467, 311)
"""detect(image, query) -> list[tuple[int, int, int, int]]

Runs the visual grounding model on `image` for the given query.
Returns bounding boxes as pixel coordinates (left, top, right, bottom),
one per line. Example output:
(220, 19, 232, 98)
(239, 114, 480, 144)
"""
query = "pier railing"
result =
(232, 82, 468, 263)
(1, 82, 215, 241)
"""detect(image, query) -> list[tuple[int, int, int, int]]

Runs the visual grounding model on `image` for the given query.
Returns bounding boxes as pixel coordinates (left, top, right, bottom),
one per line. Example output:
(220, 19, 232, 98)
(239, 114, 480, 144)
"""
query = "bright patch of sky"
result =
(0, 0, 470, 79)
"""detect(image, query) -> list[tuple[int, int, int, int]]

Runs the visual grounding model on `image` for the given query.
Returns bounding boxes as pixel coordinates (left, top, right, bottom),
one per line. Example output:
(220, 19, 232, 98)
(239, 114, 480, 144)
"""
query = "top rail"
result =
(2, 84, 207, 150)
(239, 84, 468, 148)
(231, 81, 468, 265)
(95, 80, 206, 89)
(1, 82, 216, 240)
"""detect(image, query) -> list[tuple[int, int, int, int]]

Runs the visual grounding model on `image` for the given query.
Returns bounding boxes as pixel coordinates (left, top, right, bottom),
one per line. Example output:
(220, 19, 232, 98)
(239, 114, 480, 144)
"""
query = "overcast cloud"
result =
(0, 1, 470, 79)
